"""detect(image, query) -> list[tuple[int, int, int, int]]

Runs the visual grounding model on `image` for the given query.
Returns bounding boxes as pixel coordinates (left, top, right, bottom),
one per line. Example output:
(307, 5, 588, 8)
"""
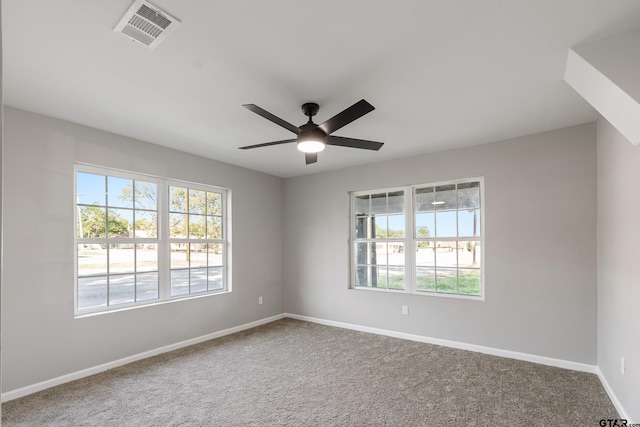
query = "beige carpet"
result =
(2, 318, 617, 426)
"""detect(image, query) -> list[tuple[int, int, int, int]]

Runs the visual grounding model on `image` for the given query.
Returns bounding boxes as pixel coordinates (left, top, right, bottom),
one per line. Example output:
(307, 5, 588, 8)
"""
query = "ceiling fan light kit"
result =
(297, 140, 325, 153)
(239, 99, 384, 165)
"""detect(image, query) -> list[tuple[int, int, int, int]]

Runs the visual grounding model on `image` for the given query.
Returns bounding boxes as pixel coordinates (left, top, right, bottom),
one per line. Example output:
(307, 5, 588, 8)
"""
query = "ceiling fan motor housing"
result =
(301, 102, 319, 117)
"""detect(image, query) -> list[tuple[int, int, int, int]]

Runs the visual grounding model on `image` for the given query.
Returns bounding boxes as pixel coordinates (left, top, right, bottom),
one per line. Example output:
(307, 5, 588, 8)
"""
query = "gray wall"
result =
(283, 123, 598, 364)
(1, 107, 284, 392)
(597, 119, 640, 420)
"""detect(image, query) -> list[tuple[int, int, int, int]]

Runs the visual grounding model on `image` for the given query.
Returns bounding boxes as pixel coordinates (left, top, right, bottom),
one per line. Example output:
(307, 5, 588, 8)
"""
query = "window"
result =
(351, 178, 483, 298)
(168, 186, 224, 296)
(75, 165, 229, 314)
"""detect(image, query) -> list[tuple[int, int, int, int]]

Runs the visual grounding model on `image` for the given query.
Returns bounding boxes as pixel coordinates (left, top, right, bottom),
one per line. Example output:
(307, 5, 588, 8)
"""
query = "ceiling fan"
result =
(239, 99, 384, 165)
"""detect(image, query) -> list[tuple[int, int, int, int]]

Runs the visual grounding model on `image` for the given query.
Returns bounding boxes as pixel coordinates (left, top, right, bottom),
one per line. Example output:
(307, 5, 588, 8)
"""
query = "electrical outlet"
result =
(258, 296, 263, 305)
(620, 356, 625, 374)
(402, 305, 409, 315)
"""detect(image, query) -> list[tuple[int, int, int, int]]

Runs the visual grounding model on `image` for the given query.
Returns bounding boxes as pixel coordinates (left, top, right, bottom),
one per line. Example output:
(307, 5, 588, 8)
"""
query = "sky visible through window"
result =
(77, 172, 107, 205)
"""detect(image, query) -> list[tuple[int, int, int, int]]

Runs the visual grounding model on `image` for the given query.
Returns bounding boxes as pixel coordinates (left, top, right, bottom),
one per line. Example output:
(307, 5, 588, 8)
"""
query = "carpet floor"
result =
(2, 318, 617, 426)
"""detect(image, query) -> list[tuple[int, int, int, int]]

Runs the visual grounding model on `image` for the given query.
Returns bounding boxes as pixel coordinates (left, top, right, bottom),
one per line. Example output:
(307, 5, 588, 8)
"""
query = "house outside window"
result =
(351, 178, 483, 299)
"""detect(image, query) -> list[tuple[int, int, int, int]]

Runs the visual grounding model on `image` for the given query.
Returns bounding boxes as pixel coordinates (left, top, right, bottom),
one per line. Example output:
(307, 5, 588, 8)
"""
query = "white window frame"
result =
(74, 164, 231, 316)
(350, 177, 484, 300)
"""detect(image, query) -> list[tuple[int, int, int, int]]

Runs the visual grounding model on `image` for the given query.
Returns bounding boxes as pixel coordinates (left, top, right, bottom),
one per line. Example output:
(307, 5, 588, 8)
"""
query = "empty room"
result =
(1, 1, 639, 425)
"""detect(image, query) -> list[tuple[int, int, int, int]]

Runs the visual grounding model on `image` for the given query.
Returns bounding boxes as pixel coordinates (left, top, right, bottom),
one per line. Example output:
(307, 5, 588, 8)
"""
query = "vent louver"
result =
(114, 0, 180, 50)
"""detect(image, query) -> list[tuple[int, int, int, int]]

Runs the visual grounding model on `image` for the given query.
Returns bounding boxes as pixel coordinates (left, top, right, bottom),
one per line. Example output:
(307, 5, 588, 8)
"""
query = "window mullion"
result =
(158, 181, 171, 300)
(405, 186, 415, 293)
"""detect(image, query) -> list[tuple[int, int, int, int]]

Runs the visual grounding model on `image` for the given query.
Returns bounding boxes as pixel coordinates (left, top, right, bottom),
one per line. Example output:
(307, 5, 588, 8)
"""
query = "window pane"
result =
(208, 244, 223, 266)
(388, 214, 405, 238)
(388, 242, 405, 266)
(77, 173, 106, 206)
(435, 241, 457, 267)
(355, 242, 376, 266)
(135, 210, 157, 238)
(436, 268, 457, 294)
(109, 244, 135, 274)
(387, 267, 405, 290)
(190, 244, 207, 268)
(136, 244, 157, 272)
(355, 216, 371, 239)
(134, 181, 157, 210)
(208, 267, 223, 290)
(189, 189, 206, 214)
(108, 176, 133, 208)
(109, 274, 135, 305)
(416, 267, 435, 292)
(435, 211, 457, 237)
(136, 272, 158, 301)
(415, 187, 434, 212)
(374, 242, 387, 265)
(78, 276, 107, 309)
(458, 269, 481, 296)
(170, 213, 187, 238)
(373, 215, 387, 238)
(434, 184, 456, 210)
(189, 214, 206, 238)
(416, 243, 434, 266)
(170, 243, 190, 269)
(355, 265, 370, 287)
(107, 209, 132, 238)
(370, 193, 387, 214)
(354, 195, 370, 215)
(374, 266, 388, 288)
(77, 206, 106, 238)
(416, 212, 434, 238)
(387, 191, 404, 214)
(169, 186, 187, 212)
(77, 244, 107, 276)
(171, 269, 189, 296)
(458, 241, 481, 268)
(207, 192, 222, 215)
(458, 209, 480, 237)
(190, 268, 208, 294)
(457, 182, 480, 209)
(355, 242, 368, 265)
(206, 216, 222, 239)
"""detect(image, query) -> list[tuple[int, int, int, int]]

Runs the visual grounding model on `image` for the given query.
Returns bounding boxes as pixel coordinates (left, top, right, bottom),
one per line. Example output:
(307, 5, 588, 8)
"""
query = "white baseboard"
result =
(1, 313, 286, 402)
(285, 313, 598, 373)
(596, 368, 632, 422)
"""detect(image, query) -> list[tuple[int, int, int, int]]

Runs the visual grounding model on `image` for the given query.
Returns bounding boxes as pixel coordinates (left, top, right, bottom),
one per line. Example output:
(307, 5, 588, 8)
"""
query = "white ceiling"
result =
(4, 1, 640, 178)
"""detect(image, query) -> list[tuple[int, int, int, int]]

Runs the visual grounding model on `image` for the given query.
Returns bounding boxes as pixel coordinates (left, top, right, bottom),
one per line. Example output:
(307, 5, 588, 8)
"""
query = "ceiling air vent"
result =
(114, 0, 180, 50)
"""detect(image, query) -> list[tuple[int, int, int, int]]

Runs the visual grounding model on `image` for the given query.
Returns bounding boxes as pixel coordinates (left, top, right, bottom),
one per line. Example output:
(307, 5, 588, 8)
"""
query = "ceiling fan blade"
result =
(238, 139, 297, 150)
(243, 104, 300, 135)
(305, 152, 318, 165)
(318, 99, 375, 135)
(326, 135, 384, 151)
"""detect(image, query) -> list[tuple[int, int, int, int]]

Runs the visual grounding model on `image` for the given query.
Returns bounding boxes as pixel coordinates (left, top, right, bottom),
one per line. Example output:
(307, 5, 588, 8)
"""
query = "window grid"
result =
(353, 189, 406, 291)
(168, 185, 225, 297)
(351, 178, 483, 299)
(75, 165, 229, 315)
